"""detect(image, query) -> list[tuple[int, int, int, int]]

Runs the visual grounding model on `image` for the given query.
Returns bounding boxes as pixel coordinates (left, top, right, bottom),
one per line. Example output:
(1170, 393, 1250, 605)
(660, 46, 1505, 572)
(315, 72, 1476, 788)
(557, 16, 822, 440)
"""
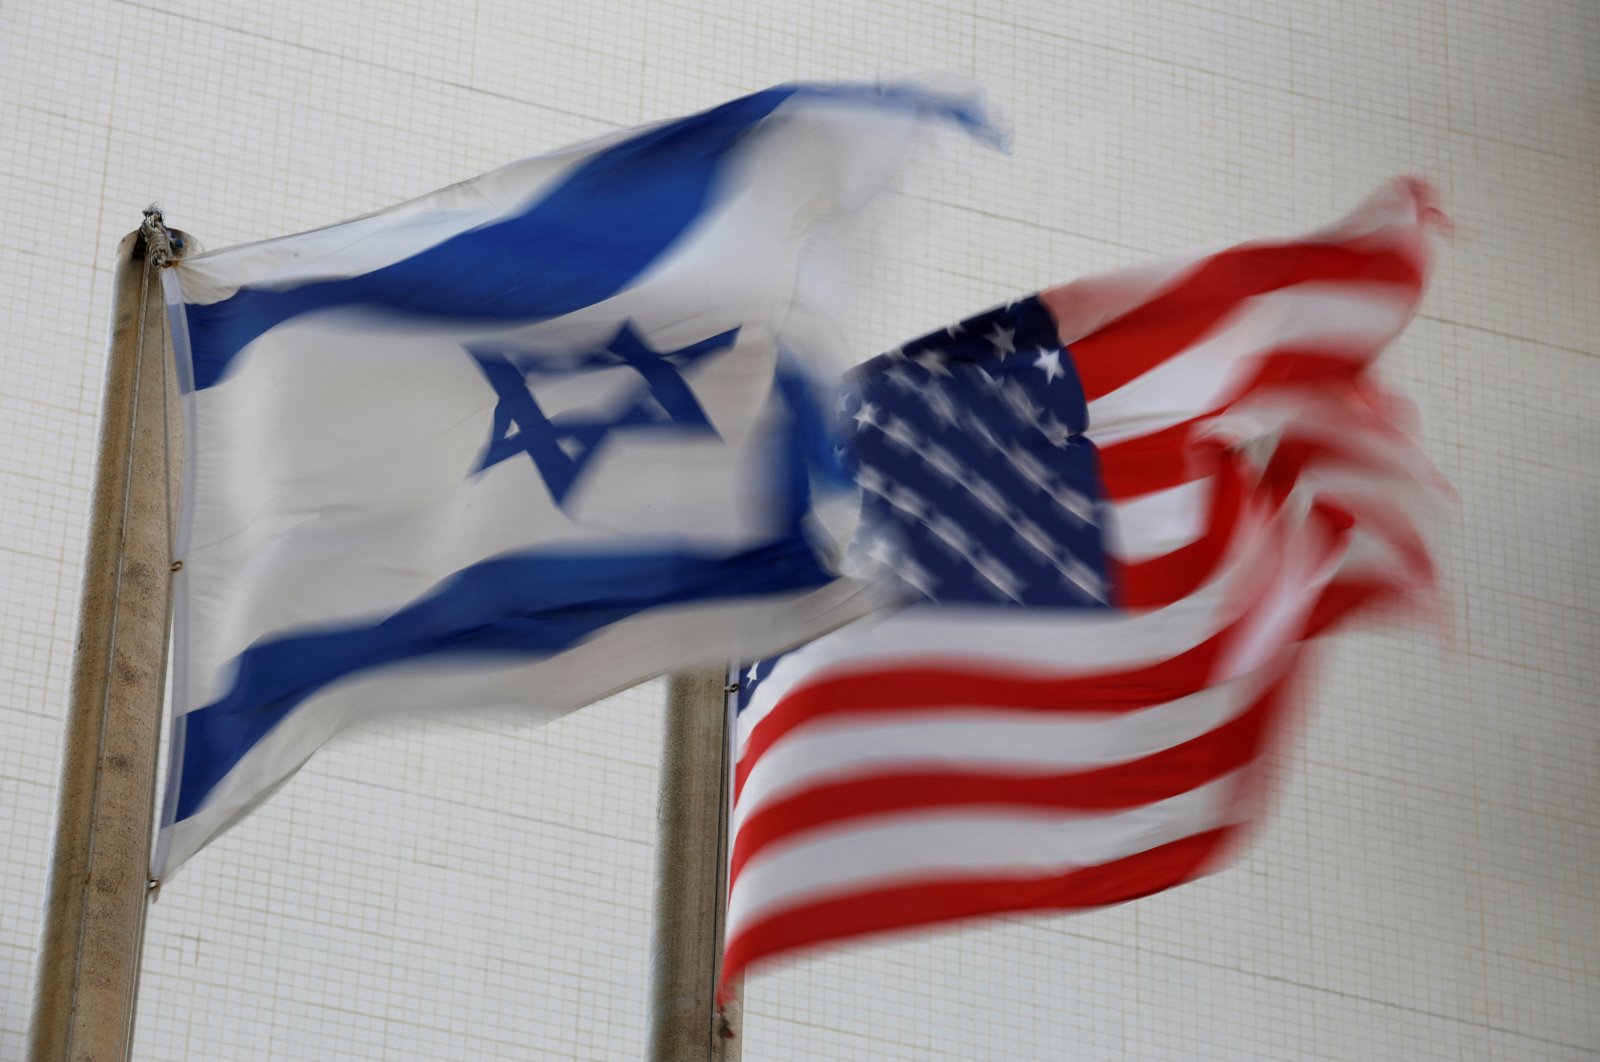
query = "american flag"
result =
(722, 178, 1450, 986)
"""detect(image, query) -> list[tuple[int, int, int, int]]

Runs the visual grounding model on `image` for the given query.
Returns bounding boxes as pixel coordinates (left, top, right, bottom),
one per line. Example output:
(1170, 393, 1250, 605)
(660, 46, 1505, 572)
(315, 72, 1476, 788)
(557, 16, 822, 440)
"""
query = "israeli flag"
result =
(155, 82, 1002, 875)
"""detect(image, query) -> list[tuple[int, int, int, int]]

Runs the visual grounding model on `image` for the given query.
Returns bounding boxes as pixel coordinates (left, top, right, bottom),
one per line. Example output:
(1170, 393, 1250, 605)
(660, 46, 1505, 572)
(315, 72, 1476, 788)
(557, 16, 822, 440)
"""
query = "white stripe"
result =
(733, 669, 1270, 834)
(1085, 283, 1415, 446)
(725, 771, 1244, 938)
(737, 579, 1230, 747)
(1336, 537, 1433, 590)
(1043, 251, 1206, 345)
(1106, 478, 1213, 562)
(1212, 497, 1350, 681)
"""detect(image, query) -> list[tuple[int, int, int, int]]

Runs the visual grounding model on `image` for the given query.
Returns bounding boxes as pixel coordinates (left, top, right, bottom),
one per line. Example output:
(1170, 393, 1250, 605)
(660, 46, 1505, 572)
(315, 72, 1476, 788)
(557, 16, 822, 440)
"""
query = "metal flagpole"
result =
(30, 213, 187, 1062)
(647, 669, 743, 1062)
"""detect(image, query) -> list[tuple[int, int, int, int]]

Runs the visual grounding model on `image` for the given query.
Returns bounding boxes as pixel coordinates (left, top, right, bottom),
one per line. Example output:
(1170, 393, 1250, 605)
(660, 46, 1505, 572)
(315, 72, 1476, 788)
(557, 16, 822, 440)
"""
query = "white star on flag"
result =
(985, 323, 1016, 355)
(1034, 347, 1064, 383)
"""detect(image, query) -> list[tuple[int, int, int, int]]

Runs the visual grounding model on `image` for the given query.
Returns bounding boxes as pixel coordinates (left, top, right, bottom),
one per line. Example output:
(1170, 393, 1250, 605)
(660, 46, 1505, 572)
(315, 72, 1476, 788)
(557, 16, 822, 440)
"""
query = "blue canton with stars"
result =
(467, 321, 737, 506)
(736, 296, 1115, 713)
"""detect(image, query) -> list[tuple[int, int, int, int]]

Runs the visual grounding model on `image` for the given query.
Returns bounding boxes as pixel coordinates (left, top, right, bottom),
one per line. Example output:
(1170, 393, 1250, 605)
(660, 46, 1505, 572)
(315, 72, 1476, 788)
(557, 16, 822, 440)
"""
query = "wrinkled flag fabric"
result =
(723, 178, 1450, 986)
(154, 82, 1002, 876)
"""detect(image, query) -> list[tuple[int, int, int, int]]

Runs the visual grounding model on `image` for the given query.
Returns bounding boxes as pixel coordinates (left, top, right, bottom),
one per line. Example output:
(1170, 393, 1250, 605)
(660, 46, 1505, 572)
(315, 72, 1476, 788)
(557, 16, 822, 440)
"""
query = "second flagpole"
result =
(646, 669, 742, 1061)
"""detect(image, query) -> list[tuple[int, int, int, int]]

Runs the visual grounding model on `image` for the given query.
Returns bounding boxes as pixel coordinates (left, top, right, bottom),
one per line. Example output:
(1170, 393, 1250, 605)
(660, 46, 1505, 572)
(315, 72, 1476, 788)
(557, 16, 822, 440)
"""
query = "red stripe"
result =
(1304, 578, 1392, 637)
(1096, 421, 1209, 499)
(1092, 350, 1374, 502)
(729, 689, 1273, 886)
(721, 827, 1233, 990)
(1061, 242, 1422, 402)
(1230, 348, 1367, 391)
(1263, 435, 1387, 499)
(735, 630, 1230, 798)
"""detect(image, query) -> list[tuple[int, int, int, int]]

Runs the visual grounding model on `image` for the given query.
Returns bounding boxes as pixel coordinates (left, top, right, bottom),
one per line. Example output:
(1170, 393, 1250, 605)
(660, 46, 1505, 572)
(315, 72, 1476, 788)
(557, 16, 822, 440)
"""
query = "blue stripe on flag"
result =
(173, 533, 835, 821)
(184, 83, 1001, 390)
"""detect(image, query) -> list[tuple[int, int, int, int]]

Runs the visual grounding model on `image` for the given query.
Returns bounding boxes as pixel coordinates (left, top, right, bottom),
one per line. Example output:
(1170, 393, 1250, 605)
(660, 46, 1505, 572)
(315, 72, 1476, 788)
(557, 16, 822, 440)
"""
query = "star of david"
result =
(467, 321, 738, 506)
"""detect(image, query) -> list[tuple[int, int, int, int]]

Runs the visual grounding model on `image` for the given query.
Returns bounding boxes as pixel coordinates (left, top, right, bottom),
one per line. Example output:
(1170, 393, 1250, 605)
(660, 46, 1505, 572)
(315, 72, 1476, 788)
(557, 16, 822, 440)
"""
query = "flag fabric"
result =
(154, 83, 1001, 876)
(722, 178, 1450, 985)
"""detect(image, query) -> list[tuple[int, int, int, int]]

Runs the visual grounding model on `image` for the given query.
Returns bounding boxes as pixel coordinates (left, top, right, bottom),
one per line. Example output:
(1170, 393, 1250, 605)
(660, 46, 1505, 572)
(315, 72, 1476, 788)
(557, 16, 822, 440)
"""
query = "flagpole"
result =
(647, 669, 742, 1061)
(30, 214, 186, 1062)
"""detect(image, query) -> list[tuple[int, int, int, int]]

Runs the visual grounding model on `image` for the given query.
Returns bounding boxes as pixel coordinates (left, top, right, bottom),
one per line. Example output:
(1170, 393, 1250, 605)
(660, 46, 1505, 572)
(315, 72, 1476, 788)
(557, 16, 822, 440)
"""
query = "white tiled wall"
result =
(2, 1, 1595, 1058)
